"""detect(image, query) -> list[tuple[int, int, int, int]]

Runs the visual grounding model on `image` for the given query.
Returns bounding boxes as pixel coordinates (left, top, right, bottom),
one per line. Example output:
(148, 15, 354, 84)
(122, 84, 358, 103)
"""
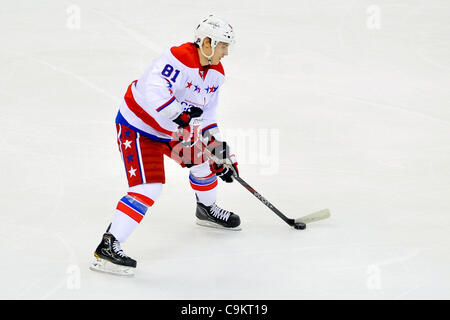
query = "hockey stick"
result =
(194, 142, 330, 229)
(232, 173, 330, 229)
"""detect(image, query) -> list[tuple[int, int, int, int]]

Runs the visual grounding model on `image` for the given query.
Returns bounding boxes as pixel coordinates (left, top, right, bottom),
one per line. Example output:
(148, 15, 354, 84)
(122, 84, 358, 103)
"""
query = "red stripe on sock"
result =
(116, 201, 144, 223)
(127, 192, 155, 207)
(190, 179, 218, 191)
(198, 172, 215, 179)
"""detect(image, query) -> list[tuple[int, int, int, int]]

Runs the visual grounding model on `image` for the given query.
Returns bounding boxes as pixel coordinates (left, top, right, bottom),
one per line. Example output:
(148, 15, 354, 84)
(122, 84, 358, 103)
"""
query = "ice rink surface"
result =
(1, 0, 449, 299)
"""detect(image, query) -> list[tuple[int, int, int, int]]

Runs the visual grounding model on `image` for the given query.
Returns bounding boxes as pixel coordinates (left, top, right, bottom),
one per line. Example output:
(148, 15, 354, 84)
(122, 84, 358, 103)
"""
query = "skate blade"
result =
(196, 218, 242, 231)
(89, 256, 135, 277)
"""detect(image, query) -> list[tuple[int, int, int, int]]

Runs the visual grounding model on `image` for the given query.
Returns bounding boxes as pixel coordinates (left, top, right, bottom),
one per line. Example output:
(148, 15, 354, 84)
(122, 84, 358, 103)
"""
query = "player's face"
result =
(210, 42, 229, 65)
(200, 39, 230, 66)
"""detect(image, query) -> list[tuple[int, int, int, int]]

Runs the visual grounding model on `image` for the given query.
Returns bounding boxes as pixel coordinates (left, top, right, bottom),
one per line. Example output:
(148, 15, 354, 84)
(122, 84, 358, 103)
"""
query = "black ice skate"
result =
(196, 201, 241, 231)
(90, 232, 136, 276)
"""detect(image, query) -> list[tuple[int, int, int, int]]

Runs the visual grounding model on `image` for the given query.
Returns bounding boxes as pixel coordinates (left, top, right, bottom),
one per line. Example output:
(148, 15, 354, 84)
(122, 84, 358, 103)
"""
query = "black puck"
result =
(293, 223, 306, 230)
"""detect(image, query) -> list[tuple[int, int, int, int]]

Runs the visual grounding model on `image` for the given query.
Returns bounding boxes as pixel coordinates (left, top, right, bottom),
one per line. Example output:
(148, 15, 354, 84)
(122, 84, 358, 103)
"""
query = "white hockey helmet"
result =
(194, 15, 235, 60)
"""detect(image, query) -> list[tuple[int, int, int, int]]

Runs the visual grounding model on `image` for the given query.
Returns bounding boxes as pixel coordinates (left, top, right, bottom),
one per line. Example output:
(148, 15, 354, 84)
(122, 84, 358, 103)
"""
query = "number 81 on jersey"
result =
(161, 64, 180, 83)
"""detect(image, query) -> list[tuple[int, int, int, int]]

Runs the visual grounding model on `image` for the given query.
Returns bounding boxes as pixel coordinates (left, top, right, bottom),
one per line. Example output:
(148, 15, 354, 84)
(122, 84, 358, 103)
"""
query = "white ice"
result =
(1, 0, 450, 299)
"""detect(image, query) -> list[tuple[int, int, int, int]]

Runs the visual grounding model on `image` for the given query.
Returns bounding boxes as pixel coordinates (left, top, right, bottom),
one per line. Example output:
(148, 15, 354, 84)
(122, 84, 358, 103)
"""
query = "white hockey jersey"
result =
(116, 42, 225, 142)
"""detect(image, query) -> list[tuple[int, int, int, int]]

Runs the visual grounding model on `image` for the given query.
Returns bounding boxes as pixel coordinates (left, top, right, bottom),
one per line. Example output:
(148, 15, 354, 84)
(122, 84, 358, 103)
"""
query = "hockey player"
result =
(91, 15, 240, 276)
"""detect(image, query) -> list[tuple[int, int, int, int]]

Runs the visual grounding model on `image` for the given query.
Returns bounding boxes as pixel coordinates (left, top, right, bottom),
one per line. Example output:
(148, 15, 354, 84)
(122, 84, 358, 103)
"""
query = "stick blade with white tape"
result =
(295, 209, 331, 224)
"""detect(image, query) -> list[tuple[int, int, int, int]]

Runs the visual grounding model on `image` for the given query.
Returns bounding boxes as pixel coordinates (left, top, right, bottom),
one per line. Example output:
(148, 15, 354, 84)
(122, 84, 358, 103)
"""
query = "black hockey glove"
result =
(173, 107, 203, 128)
(206, 138, 230, 161)
(210, 162, 236, 183)
(207, 140, 239, 183)
(173, 107, 203, 146)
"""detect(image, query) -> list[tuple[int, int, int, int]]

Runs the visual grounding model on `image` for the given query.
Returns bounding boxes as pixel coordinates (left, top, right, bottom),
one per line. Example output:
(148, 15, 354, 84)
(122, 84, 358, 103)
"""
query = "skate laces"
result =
(210, 203, 231, 221)
(112, 240, 128, 258)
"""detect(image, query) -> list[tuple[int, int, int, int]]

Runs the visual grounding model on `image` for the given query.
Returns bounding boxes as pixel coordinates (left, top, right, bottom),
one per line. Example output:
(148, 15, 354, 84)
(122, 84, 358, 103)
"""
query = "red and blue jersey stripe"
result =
(156, 96, 176, 112)
(122, 80, 174, 138)
(202, 123, 218, 135)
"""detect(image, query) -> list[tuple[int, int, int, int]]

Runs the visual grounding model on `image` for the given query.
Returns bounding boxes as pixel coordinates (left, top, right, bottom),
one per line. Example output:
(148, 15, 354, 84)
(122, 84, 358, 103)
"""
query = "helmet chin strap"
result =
(200, 41, 215, 65)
